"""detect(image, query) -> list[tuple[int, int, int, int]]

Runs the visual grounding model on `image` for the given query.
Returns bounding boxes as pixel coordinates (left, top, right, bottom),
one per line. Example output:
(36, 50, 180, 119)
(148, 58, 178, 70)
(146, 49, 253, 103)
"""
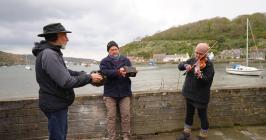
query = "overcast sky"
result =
(0, 0, 265, 60)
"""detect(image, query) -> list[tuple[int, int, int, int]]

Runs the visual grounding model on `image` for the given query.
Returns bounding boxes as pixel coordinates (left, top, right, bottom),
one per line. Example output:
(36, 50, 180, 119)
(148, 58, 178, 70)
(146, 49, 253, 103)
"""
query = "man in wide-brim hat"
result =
(32, 23, 103, 140)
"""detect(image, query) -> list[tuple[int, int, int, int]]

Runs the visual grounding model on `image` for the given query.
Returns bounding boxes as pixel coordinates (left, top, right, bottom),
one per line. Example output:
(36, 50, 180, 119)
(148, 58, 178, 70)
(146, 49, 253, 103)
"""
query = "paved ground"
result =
(88, 125, 266, 140)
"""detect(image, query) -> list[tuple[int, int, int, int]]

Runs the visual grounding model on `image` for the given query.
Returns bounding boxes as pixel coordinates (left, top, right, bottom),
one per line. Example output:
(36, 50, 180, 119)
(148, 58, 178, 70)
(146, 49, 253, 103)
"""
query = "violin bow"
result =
(182, 41, 217, 75)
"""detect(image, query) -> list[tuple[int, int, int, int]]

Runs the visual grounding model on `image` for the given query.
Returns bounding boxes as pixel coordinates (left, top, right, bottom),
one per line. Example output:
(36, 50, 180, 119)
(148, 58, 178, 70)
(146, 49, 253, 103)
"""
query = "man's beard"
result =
(61, 44, 67, 49)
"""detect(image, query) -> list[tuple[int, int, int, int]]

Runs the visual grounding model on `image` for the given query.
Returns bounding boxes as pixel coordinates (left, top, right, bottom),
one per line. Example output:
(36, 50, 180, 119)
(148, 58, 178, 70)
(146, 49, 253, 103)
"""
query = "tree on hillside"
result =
(120, 13, 266, 59)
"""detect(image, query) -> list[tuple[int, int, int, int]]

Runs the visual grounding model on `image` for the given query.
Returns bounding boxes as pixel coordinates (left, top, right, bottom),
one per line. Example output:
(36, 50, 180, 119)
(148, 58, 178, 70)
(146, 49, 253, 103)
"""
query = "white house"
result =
(163, 53, 190, 62)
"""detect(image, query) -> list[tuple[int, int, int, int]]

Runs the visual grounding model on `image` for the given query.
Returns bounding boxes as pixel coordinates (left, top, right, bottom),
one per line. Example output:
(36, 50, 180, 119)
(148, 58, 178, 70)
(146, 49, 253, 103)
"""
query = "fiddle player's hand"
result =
(194, 68, 202, 79)
(185, 64, 192, 72)
(90, 73, 103, 83)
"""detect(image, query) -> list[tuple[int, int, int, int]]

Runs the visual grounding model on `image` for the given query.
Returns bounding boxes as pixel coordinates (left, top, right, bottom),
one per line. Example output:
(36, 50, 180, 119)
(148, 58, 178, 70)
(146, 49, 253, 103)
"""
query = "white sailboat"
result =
(25, 65, 32, 70)
(226, 18, 263, 76)
(25, 55, 32, 70)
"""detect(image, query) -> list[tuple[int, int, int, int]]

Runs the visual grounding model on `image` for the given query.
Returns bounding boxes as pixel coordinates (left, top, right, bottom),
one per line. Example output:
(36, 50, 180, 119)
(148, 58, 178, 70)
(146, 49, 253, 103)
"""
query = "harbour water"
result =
(0, 63, 265, 100)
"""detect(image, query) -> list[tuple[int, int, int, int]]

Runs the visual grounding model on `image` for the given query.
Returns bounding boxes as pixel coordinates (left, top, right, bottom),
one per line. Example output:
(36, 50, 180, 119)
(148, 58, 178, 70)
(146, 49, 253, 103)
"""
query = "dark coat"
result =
(178, 58, 215, 104)
(32, 41, 91, 112)
(100, 55, 132, 98)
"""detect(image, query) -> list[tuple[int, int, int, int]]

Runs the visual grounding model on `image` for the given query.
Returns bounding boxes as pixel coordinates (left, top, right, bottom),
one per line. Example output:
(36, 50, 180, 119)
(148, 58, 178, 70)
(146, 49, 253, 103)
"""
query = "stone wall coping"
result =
(1, 86, 266, 102)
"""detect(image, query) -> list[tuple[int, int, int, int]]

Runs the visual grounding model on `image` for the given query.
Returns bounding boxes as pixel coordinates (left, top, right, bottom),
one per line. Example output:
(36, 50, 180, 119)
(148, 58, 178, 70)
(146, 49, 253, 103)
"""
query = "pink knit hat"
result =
(195, 43, 209, 54)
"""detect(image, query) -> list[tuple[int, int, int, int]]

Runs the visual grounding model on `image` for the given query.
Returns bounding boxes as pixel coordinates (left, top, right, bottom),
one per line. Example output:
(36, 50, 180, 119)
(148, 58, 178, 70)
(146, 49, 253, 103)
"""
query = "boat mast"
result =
(25, 55, 28, 65)
(246, 18, 249, 66)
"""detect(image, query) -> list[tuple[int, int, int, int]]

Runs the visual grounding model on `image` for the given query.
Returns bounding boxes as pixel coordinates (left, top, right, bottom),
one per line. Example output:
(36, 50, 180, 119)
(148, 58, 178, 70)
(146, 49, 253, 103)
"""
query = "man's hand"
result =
(119, 67, 127, 77)
(194, 67, 202, 79)
(90, 73, 103, 83)
(185, 64, 192, 72)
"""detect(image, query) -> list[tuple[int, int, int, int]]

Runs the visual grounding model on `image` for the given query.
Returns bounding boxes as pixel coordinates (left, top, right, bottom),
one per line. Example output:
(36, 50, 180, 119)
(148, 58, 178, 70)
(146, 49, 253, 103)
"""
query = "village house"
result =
(249, 47, 266, 60)
(218, 49, 243, 59)
(153, 53, 190, 63)
(127, 56, 145, 63)
(153, 53, 166, 62)
(163, 53, 190, 62)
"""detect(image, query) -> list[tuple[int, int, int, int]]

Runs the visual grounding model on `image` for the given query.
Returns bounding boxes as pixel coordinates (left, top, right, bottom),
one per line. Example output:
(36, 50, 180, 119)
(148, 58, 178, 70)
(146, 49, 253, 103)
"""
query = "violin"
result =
(193, 57, 207, 78)
(196, 57, 207, 70)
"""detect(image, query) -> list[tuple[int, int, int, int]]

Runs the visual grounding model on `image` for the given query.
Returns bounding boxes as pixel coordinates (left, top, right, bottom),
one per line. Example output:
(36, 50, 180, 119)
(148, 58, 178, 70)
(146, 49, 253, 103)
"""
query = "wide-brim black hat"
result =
(38, 23, 72, 37)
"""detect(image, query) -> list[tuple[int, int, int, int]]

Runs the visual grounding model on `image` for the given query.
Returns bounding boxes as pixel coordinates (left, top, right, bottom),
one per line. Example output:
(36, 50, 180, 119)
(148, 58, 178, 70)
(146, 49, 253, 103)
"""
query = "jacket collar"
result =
(105, 55, 125, 62)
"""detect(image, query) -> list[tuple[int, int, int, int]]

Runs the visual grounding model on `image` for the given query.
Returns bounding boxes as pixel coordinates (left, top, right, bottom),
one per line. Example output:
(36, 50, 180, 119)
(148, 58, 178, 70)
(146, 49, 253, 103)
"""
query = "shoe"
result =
(176, 131, 191, 140)
(197, 129, 208, 140)
(123, 137, 130, 140)
(123, 135, 130, 140)
(197, 135, 207, 140)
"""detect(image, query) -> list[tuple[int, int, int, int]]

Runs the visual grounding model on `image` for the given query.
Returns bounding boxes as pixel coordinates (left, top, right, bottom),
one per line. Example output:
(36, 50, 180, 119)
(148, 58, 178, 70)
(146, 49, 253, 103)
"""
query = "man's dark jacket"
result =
(178, 58, 215, 104)
(32, 41, 91, 112)
(100, 55, 132, 98)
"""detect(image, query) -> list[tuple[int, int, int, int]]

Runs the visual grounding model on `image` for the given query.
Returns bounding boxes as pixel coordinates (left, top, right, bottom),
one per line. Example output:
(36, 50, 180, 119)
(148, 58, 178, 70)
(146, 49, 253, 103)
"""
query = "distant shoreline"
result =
(131, 59, 266, 65)
(1, 59, 265, 67)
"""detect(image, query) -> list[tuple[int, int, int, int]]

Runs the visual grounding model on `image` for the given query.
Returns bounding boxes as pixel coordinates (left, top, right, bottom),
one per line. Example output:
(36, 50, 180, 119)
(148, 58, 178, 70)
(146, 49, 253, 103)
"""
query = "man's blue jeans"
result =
(43, 108, 68, 140)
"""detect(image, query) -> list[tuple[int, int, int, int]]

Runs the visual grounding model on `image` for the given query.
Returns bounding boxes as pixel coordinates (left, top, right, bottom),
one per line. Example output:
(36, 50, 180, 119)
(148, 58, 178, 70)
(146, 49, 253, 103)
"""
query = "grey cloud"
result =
(0, 1, 55, 22)
(1, 0, 264, 59)
(0, 0, 114, 23)
(0, 0, 153, 50)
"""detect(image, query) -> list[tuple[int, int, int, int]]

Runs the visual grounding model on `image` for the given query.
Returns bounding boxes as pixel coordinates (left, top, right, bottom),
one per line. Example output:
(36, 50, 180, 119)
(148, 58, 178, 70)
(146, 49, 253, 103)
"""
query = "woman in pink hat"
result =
(177, 43, 215, 140)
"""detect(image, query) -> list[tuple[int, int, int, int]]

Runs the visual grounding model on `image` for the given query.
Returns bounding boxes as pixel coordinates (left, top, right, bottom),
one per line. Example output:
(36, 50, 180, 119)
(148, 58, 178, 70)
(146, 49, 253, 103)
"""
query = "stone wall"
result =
(0, 87, 266, 139)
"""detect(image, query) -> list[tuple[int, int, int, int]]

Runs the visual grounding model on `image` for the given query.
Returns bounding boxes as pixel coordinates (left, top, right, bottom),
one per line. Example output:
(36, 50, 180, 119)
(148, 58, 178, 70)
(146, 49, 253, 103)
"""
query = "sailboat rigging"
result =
(226, 18, 263, 76)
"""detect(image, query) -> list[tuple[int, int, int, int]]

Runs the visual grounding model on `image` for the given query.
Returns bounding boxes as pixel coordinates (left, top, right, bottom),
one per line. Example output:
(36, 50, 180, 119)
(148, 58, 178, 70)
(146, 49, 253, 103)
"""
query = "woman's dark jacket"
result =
(100, 55, 132, 98)
(178, 58, 215, 104)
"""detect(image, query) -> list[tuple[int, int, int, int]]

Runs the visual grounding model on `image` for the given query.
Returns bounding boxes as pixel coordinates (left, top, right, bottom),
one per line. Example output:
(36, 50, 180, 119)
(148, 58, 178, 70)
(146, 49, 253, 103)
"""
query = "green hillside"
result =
(120, 13, 266, 59)
(0, 51, 25, 66)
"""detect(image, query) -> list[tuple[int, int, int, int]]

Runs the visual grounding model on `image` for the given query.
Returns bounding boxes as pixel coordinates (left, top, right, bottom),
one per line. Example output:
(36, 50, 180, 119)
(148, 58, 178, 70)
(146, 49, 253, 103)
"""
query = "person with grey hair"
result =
(32, 23, 103, 140)
(177, 43, 215, 140)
